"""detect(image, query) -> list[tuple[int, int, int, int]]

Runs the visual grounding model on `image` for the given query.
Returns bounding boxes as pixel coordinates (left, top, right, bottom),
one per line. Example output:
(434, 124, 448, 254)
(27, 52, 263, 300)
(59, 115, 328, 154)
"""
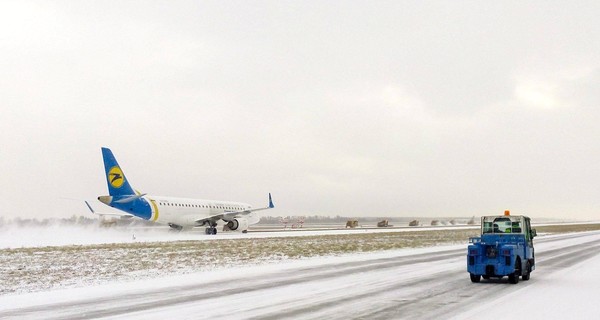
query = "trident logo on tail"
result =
(108, 166, 125, 188)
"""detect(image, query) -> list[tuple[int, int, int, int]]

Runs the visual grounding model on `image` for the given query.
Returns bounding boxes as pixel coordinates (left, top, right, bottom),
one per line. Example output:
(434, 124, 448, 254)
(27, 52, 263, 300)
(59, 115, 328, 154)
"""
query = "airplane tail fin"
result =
(101, 147, 136, 197)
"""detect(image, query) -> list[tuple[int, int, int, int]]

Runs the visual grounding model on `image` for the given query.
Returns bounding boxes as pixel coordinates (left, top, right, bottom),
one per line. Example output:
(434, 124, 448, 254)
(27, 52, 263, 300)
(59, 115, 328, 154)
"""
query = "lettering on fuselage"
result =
(108, 166, 125, 188)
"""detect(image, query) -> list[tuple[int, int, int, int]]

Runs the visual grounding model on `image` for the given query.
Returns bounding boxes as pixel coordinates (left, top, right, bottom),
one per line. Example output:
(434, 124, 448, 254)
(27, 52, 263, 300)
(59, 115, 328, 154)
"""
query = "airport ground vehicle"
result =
(467, 211, 536, 284)
(377, 220, 391, 227)
(346, 220, 358, 228)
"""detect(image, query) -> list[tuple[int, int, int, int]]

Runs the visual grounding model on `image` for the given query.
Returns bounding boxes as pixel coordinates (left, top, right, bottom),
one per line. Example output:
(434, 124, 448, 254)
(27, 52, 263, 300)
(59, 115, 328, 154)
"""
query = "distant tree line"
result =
(0, 216, 156, 228)
(0, 215, 97, 227)
(0, 215, 401, 227)
(0, 215, 478, 228)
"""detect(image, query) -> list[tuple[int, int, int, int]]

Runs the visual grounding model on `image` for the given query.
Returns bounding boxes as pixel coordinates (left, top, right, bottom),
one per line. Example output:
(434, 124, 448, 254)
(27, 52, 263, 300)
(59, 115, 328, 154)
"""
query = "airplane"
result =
(97, 147, 274, 234)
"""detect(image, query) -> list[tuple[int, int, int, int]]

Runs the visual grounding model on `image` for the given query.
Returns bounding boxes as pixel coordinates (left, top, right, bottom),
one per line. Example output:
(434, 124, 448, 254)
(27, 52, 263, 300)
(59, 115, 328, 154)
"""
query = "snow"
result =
(1, 227, 599, 319)
(0, 224, 478, 249)
(454, 246, 600, 320)
(3, 221, 598, 249)
(0, 244, 464, 308)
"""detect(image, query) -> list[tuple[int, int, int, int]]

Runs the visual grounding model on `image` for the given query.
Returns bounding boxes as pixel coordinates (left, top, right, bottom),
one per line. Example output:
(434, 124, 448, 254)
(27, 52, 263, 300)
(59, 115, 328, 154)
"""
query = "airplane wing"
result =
(194, 193, 274, 225)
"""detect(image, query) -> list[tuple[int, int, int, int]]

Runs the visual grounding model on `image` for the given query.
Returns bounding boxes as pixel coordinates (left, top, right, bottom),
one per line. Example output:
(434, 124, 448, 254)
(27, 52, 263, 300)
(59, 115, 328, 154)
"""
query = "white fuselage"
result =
(144, 195, 257, 227)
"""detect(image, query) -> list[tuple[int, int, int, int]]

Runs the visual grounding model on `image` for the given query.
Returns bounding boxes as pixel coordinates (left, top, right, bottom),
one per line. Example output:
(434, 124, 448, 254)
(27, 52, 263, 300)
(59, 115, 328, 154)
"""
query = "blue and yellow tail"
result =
(98, 147, 152, 220)
(101, 147, 136, 197)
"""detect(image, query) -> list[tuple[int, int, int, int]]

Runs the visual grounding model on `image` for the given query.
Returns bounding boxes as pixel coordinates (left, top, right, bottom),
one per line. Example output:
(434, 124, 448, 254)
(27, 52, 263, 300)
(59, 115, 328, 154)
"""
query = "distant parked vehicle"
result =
(467, 216, 476, 225)
(346, 220, 358, 228)
(377, 220, 392, 227)
(408, 220, 419, 227)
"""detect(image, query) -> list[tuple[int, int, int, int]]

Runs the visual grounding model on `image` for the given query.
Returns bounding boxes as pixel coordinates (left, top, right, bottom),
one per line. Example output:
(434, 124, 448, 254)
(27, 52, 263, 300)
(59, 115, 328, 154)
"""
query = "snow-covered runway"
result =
(1, 231, 599, 319)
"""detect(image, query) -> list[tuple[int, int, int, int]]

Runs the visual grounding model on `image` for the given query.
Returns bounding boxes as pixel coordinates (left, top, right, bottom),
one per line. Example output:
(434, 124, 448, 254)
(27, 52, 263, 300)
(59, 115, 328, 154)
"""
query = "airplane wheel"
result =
(212, 228, 217, 235)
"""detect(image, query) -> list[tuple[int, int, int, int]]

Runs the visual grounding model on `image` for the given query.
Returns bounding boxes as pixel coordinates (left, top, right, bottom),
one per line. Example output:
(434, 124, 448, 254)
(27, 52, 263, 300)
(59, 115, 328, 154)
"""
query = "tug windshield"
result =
(482, 216, 524, 234)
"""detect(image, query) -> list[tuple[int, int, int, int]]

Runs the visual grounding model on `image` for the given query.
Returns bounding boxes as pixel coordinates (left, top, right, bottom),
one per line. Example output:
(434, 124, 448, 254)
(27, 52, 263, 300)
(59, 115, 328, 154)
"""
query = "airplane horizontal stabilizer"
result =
(114, 193, 147, 204)
(85, 201, 95, 213)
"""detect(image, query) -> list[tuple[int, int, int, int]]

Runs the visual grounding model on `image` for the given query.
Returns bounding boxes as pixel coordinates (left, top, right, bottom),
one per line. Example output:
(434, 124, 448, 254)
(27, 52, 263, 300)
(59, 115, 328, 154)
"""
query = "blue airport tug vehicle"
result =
(467, 211, 537, 284)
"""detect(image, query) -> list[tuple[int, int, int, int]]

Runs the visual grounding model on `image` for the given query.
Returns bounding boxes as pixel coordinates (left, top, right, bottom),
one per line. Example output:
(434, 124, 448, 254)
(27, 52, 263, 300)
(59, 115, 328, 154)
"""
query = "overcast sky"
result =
(1, 1, 599, 220)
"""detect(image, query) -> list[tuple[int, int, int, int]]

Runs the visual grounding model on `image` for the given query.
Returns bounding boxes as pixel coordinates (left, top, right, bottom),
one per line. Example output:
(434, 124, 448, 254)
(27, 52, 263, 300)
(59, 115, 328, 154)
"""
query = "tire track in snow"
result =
(0, 250, 464, 319)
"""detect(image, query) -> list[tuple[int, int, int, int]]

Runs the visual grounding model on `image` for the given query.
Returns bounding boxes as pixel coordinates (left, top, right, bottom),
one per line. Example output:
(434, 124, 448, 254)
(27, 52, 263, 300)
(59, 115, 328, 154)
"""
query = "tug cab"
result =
(467, 211, 536, 284)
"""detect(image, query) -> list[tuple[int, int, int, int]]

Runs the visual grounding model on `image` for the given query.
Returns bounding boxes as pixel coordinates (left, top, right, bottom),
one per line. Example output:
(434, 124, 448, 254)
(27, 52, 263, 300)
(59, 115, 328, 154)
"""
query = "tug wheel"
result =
(509, 258, 521, 284)
(522, 261, 531, 281)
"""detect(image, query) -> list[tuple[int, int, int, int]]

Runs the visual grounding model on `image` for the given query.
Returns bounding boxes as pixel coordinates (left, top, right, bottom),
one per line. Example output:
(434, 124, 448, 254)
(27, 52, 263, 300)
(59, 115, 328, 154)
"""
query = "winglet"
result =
(268, 193, 274, 208)
(85, 201, 95, 213)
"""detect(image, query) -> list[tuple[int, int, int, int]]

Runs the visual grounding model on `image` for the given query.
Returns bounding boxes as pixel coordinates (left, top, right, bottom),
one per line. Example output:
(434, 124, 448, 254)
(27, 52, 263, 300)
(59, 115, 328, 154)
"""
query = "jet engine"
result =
(225, 218, 249, 232)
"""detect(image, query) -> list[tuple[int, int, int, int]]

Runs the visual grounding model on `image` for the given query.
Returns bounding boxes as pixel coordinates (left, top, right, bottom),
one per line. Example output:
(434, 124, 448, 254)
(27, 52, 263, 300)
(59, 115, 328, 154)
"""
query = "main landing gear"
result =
(204, 221, 218, 235)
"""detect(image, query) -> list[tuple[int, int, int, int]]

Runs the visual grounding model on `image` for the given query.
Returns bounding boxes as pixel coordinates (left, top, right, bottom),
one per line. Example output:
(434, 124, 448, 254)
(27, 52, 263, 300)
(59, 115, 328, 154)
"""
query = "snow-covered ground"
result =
(0, 226, 480, 295)
(455, 251, 600, 319)
(0, 224, 479, 249)
(3, 221, 597, 249)
(1, 230, 599, 319)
